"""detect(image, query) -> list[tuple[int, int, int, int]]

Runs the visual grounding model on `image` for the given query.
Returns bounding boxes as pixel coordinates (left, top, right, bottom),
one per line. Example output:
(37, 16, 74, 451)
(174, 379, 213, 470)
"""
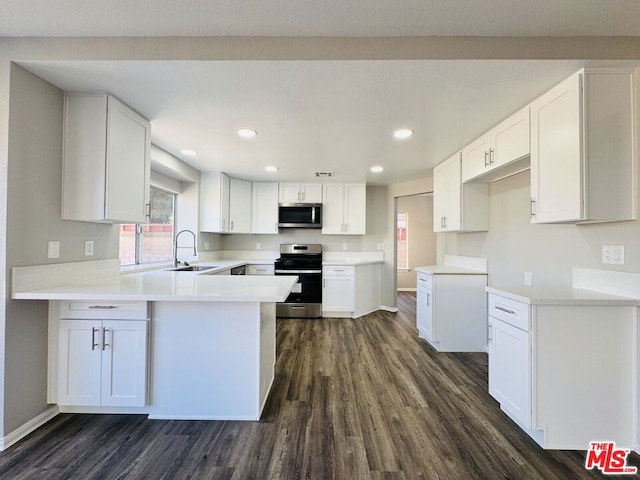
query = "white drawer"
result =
(322, 266, 355, 276)
(417, 272, 433, 289)
(488, 294, 530, 331)
(247, 264, 275, 275)
(60, 301, 148, 320)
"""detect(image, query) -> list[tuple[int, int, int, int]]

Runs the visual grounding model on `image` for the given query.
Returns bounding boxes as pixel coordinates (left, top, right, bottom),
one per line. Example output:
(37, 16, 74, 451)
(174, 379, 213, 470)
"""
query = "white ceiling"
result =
(7, 1, 640, 184)
(3, 0, 640, 37)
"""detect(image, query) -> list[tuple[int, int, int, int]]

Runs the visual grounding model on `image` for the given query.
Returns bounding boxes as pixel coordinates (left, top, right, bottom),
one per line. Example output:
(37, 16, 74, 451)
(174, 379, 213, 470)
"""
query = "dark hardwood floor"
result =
(0, 292, 632, 479)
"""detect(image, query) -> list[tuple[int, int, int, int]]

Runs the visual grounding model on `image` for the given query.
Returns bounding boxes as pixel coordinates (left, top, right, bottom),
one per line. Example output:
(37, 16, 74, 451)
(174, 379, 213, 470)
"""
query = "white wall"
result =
(397, 194, 436, 290)
(442, 170, 640, 287)
(3, 64, 120, 434)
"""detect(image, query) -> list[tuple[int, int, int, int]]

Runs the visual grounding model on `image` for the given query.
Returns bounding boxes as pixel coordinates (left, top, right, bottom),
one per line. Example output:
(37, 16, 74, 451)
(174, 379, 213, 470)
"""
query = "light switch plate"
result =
(377, 243, 385, 250)
(204, 241, 210, 250)
(602, 245, 624, 265)
(343, 243, 348, 251)
(524, 272, 533, 286)
(48, 241, 60, 259)
(84, 240, 94, 256)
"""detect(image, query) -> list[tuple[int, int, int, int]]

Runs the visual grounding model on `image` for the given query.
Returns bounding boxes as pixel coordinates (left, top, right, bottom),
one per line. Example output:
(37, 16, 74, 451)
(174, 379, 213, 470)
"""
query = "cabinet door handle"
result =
(495, 305, 516, 315)
(145, 203, 151, 220)
(489, 148, 495, 165)
(102, 328, 110, 351)
(222, 219, 226, 230)
(488, 324, 493, 343)
(484, 150, 489, 167)
(297, 192, 301, 201)
(443, 216, 447, 228)
(426, 292, 431, 306)
(231, 220, 234, 231)
(91, 327, 100, 351)
(530, 198, 536, 218)
(302, 191, 305, 201)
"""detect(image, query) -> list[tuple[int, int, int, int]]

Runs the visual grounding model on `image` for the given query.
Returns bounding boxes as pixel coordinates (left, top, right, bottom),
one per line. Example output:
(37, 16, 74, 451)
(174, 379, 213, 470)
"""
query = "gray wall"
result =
(221, 185, 387, 253)
(3, 64, 118, 434)
(441, 170, 640, 287)
(396, 194, 436, 290)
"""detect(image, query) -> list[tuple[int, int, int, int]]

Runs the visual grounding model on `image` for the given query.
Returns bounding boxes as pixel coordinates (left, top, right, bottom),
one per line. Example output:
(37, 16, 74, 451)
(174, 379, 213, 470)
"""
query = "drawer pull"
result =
(495, 305, 516, 315)
(88, 305, 117, 310)
(91, 327, 99, 351)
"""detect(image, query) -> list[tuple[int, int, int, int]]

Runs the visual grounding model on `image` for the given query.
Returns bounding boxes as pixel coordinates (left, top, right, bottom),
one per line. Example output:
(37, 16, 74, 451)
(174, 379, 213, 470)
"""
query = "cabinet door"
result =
(200, 172, 230, 233)
(279, 183, 302, 203)
(488, 317, 531, 428)
(101, 320, 148, 407)
(252, 183, 279, 234)
(461, 133, 491, 182)
(416, 279, 433, 341)
(322, 276, 355, 311)
(229, 178, 252, 233)
(321, 183, 345, 234)
(343, 183, 366, 234)
(530, 72, 582, 223)
(432, 161, 448, 232)
(445, 155, 462, 231)
(220, 173, 230, 232)
(58, 319, 102, 406)
(300, 183, 322, 203)
(105, 96, 151, 224)
(492, 106, 530, 169)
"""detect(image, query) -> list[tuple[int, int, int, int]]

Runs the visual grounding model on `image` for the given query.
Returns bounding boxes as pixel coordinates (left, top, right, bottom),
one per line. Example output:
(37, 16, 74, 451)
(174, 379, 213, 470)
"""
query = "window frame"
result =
(397, 211, 409, 271)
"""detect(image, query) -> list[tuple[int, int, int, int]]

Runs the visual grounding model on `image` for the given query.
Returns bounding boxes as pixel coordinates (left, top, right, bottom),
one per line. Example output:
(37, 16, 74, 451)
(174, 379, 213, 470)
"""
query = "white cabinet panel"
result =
(279, 182, 322, 203)
(62, 94, 151, 224)
(433, 153, 487, 233)
(321, 183, 366, 235)
(252, 183, 279, 234)
(200, 172, 230, 233)
(322, 276, 355, 312)
(229, 178, 252, 233)
(530, 68, 636, 223)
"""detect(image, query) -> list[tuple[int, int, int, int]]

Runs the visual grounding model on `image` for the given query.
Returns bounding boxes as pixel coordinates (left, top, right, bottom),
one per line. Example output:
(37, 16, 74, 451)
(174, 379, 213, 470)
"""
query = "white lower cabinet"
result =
(247, 264, 275, 275)
(487, 290, 636, 449)
(416, 271, 487, 352)
(322, 264, 381, 318)
(54, 301, 149, 409)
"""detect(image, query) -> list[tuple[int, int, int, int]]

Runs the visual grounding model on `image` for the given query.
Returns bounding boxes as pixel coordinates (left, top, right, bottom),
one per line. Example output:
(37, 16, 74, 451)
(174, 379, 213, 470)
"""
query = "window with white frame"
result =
(397, 212, 408, 270)
(119, 187, 176, 266)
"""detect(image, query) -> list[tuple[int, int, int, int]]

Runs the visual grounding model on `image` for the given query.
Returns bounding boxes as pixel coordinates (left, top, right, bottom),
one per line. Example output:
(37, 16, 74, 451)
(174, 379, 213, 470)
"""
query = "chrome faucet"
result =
(173, 229, 197, 268)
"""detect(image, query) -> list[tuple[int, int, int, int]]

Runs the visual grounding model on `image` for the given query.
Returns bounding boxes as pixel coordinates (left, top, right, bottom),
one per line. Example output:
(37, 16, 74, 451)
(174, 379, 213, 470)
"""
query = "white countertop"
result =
(416, 265, 488, 275)
(322, 259, 384, 266)
(487, 286, 640, 306)
(13, 269, 297, 302)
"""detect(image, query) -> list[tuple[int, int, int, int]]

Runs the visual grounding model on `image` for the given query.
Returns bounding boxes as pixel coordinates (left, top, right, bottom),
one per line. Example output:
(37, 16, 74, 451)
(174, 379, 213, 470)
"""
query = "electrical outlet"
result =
(256, 243, 261, 250)
(524, 272, 533, 286)
(377, 243, 385, 250)
(84, 240, 94, 256)
(343, 243, 348, 251)
(48, 241, 60, 259)
(204, 241, 210, 250)
(602, 245, 624, 265)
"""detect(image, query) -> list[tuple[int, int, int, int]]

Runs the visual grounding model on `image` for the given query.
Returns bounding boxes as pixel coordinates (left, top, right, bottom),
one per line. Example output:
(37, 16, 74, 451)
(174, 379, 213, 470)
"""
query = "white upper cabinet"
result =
(252, 182, 279, 234)
(322, 183, 366, 235)
(279, 182, 322, 203)
(200, 172, 230, 233)
(228, 177, 252, 233)
(530, 69, 636, 224)
(433, 153, 488, 233)
(462, 106, 530, 183)
(62, 94, 151, 223)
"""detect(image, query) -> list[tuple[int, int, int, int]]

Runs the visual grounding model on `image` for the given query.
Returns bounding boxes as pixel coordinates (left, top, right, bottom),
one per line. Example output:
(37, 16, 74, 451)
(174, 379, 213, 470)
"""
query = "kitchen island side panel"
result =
(149, 301, 263, 420)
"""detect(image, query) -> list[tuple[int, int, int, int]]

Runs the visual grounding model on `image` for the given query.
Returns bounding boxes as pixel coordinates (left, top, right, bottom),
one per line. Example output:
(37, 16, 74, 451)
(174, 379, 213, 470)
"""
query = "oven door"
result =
(275, 269, 322, 303)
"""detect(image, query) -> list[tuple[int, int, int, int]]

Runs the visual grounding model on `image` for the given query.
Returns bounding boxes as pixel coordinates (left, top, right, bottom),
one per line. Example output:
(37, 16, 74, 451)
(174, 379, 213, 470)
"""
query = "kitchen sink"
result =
(166, 265, 219, 272)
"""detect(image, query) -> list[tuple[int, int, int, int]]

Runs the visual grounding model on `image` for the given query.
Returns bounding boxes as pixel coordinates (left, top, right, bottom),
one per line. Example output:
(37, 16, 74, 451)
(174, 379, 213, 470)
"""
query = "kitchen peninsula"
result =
(11, 259, 297, 421)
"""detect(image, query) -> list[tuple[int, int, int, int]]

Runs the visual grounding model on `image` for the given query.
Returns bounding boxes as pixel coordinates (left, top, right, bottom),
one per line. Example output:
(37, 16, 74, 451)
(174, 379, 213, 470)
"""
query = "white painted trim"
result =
(148, 414, 259, 421)
(380, 305, 399, 313)
(0, 406, 59, 451)
(353, 307, 381, 319)
(397, 288, 417, 292)
(58, 406, 150, 414)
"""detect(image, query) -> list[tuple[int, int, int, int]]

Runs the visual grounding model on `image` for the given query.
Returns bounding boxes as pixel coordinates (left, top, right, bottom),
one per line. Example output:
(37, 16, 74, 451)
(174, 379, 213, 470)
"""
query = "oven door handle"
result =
(275, 269, 322, 274)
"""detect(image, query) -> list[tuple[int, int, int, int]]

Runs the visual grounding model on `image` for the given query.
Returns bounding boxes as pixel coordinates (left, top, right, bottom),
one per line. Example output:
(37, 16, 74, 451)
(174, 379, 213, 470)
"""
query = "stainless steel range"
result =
(275, 244, 322, 318)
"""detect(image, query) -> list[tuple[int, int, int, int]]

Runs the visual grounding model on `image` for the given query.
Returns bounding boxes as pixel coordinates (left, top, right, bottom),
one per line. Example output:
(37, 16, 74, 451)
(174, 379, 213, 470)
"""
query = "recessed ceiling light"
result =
(180, 149, 198, 156)
(238, 129, 257, 138)
(265, 166, 278, 172)
(393, 129, 413, 139)
(370, 166, 384, 173)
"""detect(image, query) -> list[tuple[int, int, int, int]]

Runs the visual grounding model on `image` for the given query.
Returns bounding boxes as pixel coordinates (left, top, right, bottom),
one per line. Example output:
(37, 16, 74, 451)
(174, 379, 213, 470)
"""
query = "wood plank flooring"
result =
(0, 292, 634, 479)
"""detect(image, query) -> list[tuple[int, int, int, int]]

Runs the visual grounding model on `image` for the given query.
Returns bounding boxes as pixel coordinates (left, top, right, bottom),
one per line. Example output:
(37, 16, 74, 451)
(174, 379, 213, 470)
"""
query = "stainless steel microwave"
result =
(278, 203, 322, 229)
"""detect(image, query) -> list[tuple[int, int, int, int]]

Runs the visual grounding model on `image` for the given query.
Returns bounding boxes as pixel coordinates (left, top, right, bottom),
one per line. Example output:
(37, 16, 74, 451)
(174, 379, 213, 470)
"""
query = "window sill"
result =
(121, 261, 173, 274)
(397, 268, 411, 272)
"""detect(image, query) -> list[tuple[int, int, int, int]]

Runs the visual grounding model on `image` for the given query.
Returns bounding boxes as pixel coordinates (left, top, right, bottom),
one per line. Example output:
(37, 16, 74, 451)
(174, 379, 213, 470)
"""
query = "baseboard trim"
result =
(380, 305, 399, 313)
(397, 288, 417, 292)
(0, 405, 59, 451)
